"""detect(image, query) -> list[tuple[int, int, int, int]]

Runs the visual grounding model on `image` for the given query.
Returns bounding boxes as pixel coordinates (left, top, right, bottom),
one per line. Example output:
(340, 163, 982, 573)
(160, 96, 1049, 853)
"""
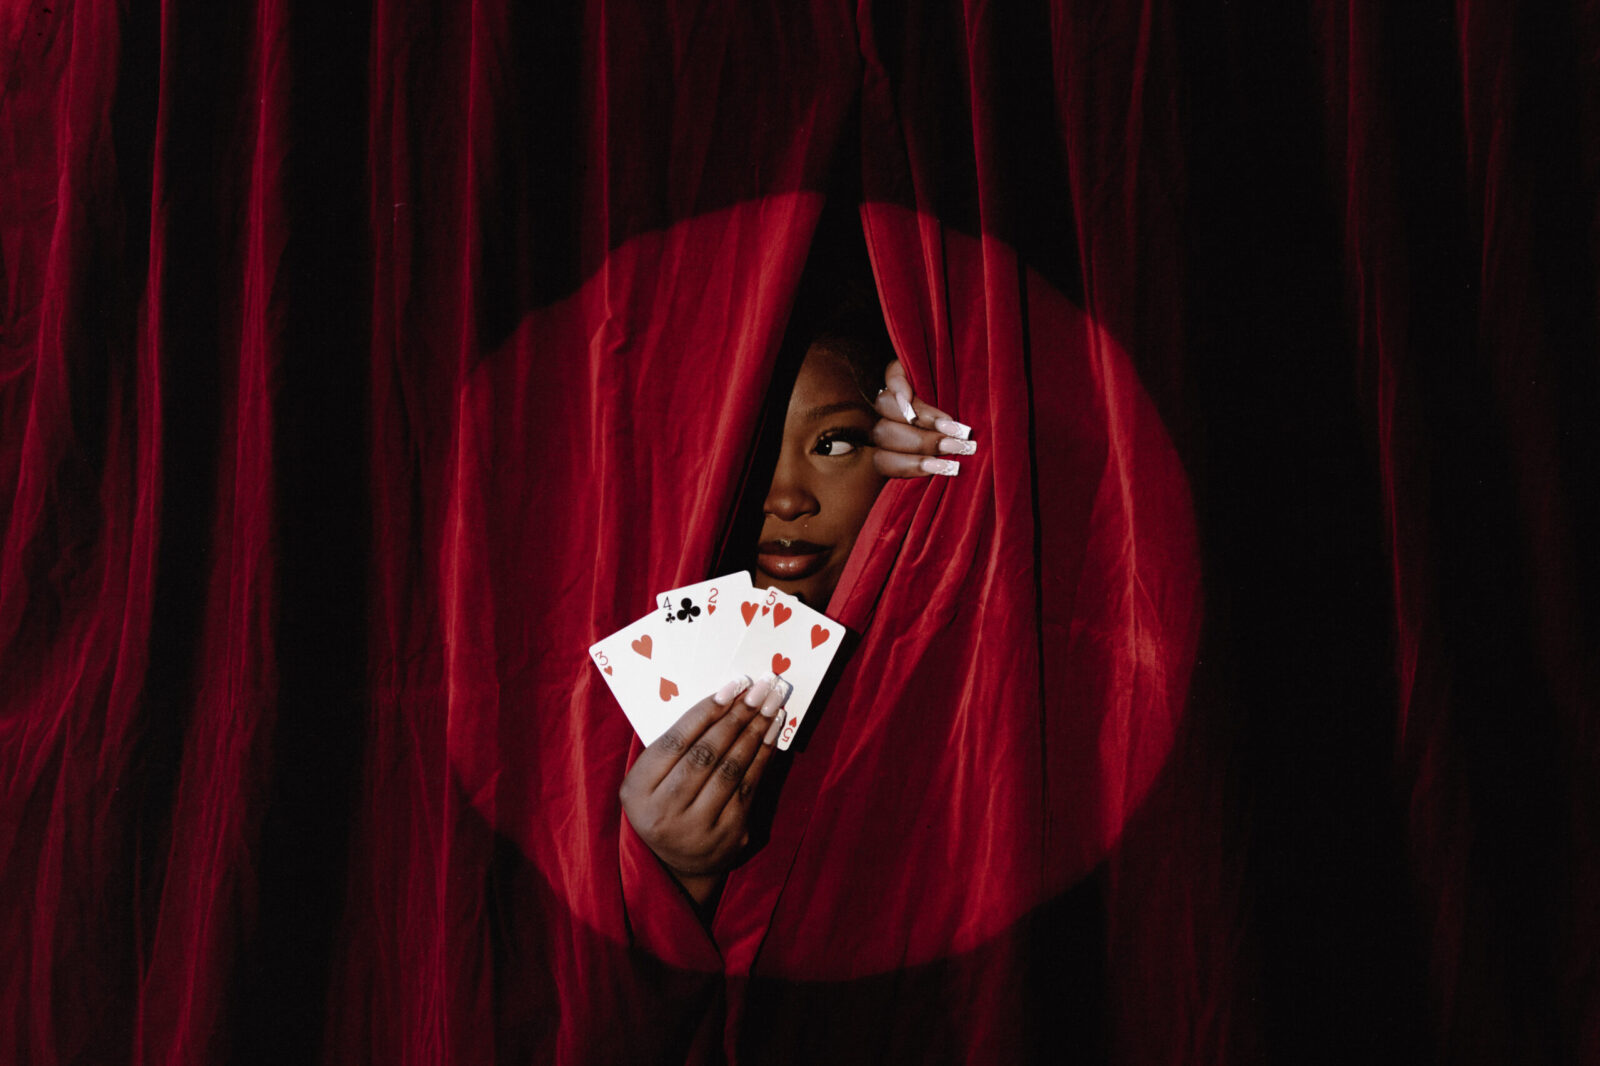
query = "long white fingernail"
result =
(763, 712, 784, 746)
(938, 437, 977, 455)
(894, 389, 916, 423)
(743, 674, 777, 708)
(934, 418, 971, 440)
(759, 678, 790, 718)
(921, 457, 960, 476)
(713, 675, 752, 706)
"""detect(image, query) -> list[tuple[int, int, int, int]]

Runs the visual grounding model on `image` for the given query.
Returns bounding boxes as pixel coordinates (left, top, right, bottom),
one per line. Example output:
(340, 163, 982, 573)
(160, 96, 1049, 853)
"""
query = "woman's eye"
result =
(814, 432, 864, 457)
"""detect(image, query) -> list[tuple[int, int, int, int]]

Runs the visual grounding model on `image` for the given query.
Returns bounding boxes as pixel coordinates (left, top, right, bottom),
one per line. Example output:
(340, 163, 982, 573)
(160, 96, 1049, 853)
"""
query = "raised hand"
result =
(870, 359, 977, 478)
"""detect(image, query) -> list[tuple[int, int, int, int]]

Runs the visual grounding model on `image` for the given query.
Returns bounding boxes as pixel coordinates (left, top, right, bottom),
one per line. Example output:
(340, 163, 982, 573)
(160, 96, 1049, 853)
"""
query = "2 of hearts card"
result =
(588, 572, 844, 750)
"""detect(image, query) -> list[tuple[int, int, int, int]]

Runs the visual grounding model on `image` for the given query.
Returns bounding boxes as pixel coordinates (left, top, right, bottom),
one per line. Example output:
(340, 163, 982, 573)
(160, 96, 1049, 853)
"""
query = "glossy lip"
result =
(756, 539, 829, 582)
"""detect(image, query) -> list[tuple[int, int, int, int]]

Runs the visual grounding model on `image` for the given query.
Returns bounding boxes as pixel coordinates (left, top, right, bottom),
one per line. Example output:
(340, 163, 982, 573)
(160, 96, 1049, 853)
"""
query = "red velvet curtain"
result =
(2, 2, 1595, 1064)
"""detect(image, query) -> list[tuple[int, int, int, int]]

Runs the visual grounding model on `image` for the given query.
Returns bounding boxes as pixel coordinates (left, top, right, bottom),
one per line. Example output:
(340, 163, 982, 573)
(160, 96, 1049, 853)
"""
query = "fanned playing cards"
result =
(588, 571, 844, 750)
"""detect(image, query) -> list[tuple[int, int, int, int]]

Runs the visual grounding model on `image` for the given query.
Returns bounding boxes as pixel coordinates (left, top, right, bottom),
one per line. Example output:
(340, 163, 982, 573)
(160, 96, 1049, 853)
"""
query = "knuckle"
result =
(655, 728, 688, 756)
(716, 757, 745, 784)
(685, 742, 718, 769)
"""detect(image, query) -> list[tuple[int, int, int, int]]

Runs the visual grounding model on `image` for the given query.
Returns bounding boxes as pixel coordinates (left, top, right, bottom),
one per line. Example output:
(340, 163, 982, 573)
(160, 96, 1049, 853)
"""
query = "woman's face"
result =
(754, 343, 887, 606)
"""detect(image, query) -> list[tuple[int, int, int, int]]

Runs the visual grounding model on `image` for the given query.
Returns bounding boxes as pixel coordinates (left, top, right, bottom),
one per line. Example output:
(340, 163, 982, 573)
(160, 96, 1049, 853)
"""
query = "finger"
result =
(873, 449, 962, 479)
(909, 396, 955, 431)
(657, 675, 776, 805)
(910, 393, 971, 441)
(875, 365, 971, 440)
(714, 714, 783, 834)
(884, 359, 907, 392)
(874, 387, 958, 430)
(869, 418, 970, 478)
(628, 674, 752, 792)
(873, 385, 912, 424)
(875, 360, 932, 425)
(689, 677, 789, 822)
(882, 360, 917, 423)
(872, 419, 975, 457)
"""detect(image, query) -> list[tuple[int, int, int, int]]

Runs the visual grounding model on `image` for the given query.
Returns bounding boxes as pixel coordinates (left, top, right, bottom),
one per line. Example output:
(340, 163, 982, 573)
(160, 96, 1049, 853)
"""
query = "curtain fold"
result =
(1315, 3, 1600, 1060)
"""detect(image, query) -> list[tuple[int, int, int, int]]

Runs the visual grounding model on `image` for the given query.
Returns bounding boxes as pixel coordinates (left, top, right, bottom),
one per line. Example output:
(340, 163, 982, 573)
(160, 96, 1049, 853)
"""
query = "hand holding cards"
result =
(617, 674, 791, 905)
(589, 571, 845, 750)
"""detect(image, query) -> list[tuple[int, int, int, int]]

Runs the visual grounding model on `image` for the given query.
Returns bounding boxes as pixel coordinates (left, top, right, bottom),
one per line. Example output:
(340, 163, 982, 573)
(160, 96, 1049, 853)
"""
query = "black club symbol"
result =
(675, 597, 701, 623)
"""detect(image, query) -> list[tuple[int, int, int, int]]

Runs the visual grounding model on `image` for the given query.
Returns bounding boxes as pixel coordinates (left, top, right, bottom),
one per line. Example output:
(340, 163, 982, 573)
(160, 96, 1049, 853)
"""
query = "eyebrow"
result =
(799, 400, 873, 422)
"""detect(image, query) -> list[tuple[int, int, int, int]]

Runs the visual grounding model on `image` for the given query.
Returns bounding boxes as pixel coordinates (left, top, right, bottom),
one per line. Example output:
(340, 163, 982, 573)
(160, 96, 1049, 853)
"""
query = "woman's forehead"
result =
(790, 344, 873, 414)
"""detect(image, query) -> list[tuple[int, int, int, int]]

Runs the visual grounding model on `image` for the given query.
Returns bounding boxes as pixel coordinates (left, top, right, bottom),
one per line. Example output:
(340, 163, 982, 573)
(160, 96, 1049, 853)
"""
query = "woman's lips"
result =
(756, 540, 829, 581)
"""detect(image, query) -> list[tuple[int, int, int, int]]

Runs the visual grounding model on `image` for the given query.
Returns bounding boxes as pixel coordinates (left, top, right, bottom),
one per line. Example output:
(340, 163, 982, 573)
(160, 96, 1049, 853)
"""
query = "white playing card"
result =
(651, 571, 754, 700)
(719, 585, 845, 749)
(589, 610, 699, 744)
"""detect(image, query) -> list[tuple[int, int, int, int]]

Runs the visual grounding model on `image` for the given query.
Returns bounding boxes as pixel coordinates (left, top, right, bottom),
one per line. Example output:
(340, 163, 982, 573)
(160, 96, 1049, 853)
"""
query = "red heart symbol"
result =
(631, 634, 652, 658)
(741, 602, 758, 625)
(604, 665, 613, 675)
(706, 604, 716, 614)
(771, 653, 791, 675)
(761, 605, 770, 616)
(772, 603, 792, 626)
(810, 625, 829, 648)
(658, 677, 679, 701)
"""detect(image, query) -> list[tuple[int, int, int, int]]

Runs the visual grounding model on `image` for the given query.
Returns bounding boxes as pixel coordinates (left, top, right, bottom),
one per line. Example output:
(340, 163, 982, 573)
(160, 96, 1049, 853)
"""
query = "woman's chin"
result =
(768, 574, 841, 609)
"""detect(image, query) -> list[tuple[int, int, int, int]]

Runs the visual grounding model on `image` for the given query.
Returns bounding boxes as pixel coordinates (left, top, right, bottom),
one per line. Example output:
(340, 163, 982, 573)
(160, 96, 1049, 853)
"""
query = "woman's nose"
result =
(763, 450, 819, 521)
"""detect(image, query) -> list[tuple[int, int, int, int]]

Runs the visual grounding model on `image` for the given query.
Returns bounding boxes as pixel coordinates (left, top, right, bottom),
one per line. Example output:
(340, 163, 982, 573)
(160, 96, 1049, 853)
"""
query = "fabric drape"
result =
(2, 2, 1595, 1064)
